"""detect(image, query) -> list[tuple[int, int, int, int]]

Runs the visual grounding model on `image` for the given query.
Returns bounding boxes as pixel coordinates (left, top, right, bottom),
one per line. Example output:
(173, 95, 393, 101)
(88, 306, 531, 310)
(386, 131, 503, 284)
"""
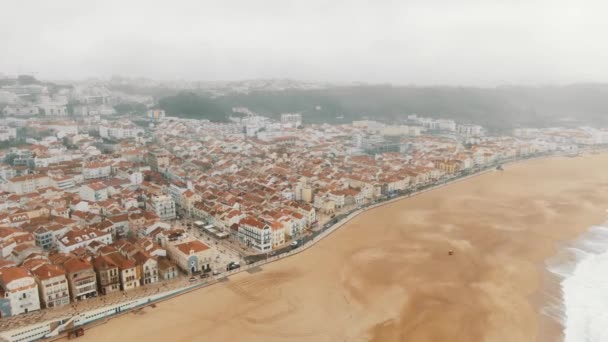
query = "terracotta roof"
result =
(239, 216, 267, 229)
(60, 257, 94, 274)
(30, 263, 65, 280)
(174, 240, 210, 255)
(9, 174, 48, 182)
(0, 266, 33, 286)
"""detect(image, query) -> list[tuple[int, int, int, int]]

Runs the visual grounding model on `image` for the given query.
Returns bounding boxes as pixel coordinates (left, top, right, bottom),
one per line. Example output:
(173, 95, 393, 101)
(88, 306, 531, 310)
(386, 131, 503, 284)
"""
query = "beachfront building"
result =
(107, 253, 140, 291)
(167, 240, 213, 274)
(238, 217, 272, 252)
(30, 264, 70, 309)
(93, 255, 120, 295)
(0, 266, 41, 317)
(158, 258, 178, 280)
(271, 222, 285, 248)
(133, 251, 158, 285)
(52, 256, 98, 301)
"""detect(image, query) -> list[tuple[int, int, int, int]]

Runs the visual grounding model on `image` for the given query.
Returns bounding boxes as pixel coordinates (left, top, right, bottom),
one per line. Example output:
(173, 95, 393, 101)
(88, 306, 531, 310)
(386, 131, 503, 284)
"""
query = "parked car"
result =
(290, 240, 299, 248)
(226, 262, 241, 271)
(188, 277, 197, 282)
(199, 273, 210, 279)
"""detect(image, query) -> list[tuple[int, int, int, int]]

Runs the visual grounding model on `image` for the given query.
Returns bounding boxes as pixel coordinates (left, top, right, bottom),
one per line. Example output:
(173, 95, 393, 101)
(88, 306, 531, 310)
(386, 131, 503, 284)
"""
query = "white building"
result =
(74, 105, 116, 117)
(129, 171, 143, 185)
(0, 267, 41, 317)
(238, 217, 272, 252)
(0, 165, 16, 182)
(39, 103, 67, 116)
(51, 176, 75, 190)
(437, 119, 456, 131)
(147, 109, 165, 121)
(45, 122, 78, 136)
(457, 124, 484, 137)
(30, 264, 70, 309)
(2, 105, 40, 116)
(82, 162, 112, 180)
(7, 174, 51, 194)
(149, 195, 176, 221)
(380, 125, 422, 136)
(166, 240, 213, 274)
(99, 123, 144, 140)
(271, 222, 285, 248)
(79, 182, 109, 202)
(0, 126, 17, 142)
(56, 228, 113, 253)
(280, 113, 302, 128)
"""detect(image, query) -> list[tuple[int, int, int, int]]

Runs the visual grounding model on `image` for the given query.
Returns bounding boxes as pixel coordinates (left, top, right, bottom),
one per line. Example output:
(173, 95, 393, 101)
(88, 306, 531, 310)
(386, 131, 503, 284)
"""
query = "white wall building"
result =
(0, 267, 41, 317)
(99, 123, 144, 140)
(147, 109, 165, 121)
(457, 124, 484, 137)
(79, 182, 109, 202)
(166, 240, 213, 274)
(7, 174, 51, 194)
(238, 217, 272, 252)
(56, 228, 112, 253)
(0, 126, 17, 142)
(149, 195, 176, 221)
(30, 264, 70, 309)
(280, 113, 302, 128)
(82, 162, 112, 180)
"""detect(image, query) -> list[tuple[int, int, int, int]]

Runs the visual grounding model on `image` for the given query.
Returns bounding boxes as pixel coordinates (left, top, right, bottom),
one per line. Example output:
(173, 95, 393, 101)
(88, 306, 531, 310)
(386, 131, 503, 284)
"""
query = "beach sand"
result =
(73, 154, 608, 342)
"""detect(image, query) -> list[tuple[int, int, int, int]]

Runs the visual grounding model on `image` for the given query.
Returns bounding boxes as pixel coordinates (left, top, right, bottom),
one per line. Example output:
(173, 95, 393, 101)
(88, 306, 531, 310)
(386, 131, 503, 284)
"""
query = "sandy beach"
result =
(72, 154, 608, 342)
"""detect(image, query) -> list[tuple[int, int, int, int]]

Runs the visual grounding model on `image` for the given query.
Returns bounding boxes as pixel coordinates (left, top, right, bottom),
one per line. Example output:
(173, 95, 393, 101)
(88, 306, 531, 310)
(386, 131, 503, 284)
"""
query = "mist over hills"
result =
(150, 83, 608, 132)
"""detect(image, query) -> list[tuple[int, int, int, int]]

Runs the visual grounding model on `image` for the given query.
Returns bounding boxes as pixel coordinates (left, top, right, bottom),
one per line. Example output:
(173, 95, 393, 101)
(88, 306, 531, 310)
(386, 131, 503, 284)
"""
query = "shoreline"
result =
(2, 153, 519, 342)
(3, 151, 605, 342)
(81, 156, 606, 341)
(537, 223, 608, 342)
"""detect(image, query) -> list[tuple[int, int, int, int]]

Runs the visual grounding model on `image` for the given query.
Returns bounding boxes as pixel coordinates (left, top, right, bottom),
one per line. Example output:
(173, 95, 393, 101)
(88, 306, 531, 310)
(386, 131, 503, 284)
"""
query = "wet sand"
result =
(74, 154, 608, 342)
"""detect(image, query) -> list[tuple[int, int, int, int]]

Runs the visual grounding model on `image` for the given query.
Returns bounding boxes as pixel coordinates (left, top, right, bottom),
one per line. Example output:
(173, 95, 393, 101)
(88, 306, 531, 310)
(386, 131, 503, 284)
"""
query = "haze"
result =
(1, 0, 606, 86)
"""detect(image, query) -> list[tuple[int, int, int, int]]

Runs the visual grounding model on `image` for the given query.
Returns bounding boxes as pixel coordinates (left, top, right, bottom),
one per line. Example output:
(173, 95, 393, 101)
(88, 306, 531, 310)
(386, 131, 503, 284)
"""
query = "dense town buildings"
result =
(0, 79, 607, 326)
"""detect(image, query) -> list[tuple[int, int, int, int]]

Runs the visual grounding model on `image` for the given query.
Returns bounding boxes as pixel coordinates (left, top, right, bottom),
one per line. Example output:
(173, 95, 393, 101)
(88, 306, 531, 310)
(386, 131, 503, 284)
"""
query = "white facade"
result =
(280, 113, 302, 128)
(2, 105, 39, 116)
(0, 126, 17, 142)
(82, 163, 112, 180)
(7, 174, 51, 194)
(149, 195, 176, 220)
(79, 183, 109, 202)
(0, 267, 41, 317)
(129, 171, 143, 185)
(56, 229, 113, 253)
(457, 124, 484, 137)
(39, 103, 67, 116)
(99, 124, 144, 140)
(238, 218, 272, 252)
(166, 240, 214, 274)
(31, 266, 70, 309)
(147, 109, 165, 121)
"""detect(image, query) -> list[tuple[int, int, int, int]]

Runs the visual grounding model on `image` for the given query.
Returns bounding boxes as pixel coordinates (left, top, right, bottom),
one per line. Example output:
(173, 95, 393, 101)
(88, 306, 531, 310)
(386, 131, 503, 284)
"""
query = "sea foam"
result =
(545, 225, 608, 342)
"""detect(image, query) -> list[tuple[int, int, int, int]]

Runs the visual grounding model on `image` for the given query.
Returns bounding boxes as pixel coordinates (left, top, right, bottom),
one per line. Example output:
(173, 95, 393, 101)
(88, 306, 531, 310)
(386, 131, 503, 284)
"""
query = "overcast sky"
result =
(1, 0, 606, 86)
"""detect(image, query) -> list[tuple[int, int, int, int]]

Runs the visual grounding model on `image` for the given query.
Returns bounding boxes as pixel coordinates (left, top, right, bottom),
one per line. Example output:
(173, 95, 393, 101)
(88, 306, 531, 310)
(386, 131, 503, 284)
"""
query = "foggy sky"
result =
(1, 0, 606, 86)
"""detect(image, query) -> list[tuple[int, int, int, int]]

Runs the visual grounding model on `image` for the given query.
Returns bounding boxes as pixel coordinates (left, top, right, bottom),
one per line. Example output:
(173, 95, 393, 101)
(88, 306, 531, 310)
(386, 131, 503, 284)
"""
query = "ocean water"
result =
(545, 225, 608, 342)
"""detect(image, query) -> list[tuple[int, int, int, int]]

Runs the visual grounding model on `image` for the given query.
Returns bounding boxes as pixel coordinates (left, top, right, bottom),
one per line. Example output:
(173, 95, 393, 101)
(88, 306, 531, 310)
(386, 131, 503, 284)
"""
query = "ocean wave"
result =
(545, 225, 608, 342)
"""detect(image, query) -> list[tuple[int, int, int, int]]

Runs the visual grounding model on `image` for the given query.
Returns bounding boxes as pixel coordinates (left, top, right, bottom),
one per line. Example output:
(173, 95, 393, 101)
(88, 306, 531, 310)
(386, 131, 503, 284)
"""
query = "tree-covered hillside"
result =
(156, 84, 608, 132)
